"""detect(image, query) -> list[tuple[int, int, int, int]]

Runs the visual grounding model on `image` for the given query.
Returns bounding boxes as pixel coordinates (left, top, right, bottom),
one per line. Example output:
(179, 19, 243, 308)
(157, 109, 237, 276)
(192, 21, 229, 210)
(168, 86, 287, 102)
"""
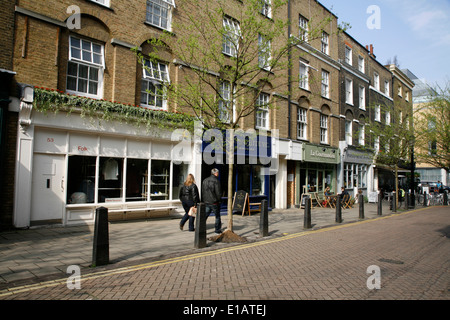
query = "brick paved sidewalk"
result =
(0, 205, 448, 302)
(0, 201, 409, 286)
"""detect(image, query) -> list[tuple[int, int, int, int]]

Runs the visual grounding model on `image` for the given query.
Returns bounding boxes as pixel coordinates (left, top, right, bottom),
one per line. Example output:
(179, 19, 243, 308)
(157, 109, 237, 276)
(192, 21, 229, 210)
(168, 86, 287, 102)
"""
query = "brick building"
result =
(3, 0, 414, 228)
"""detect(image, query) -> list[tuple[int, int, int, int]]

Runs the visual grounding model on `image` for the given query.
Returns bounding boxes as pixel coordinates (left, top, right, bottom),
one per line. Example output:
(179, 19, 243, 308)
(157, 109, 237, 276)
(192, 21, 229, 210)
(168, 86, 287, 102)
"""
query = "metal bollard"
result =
(377, 192, 382, 216)
(423, 192, 427, 207)
(92, 207, 109, 267)
(304, 195, 312, 229)
(444, 191, 448, 206)
(335, 195, 342, 223)
(194, 203, 207, 249)
(260, 199, 269, 237)
(359, 194, 364, 219)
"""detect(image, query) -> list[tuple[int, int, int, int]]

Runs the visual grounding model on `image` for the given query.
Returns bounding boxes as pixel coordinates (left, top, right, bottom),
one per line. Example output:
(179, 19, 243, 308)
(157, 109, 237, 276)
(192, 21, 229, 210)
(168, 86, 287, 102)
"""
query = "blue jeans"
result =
(180, 200, 195, 231)
(205, 203, 222, 233)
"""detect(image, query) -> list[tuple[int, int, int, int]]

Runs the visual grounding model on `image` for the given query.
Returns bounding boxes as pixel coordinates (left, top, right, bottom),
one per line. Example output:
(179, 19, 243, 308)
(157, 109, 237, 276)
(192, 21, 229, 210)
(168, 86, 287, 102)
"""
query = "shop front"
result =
(13, 102, 199, 228)
(289, 144, 339, 207)
(339, 146, 374, 197)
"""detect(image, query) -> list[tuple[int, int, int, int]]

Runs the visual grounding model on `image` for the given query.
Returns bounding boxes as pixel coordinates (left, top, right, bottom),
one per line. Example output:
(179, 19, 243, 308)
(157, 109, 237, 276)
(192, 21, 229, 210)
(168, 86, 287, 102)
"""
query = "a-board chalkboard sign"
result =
(232, 190, 249, 216)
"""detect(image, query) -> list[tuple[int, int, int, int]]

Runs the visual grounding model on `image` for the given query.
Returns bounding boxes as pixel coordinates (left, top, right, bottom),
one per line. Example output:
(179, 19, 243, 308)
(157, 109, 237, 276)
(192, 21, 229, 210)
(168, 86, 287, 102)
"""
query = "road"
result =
(0, 206, 449, 312)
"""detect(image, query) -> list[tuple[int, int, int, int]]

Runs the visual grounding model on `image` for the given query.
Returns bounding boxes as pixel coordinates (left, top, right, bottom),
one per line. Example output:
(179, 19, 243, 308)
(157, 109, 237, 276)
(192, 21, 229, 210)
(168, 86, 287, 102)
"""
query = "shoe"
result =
(179, 224, 183, 231)
(189, 229, 195, 232)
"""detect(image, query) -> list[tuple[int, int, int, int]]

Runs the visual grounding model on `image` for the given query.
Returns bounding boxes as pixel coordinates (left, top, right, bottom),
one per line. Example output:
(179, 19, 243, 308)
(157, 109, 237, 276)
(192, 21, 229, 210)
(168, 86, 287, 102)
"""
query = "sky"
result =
(318, 0, 450, 89)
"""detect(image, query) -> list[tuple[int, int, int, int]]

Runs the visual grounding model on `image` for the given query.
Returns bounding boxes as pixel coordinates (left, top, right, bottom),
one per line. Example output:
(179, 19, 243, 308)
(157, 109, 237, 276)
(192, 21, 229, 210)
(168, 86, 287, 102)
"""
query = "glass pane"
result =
(99, 157, 124, 203)
(71, 48, 81, 60)
(82, 50, 92, 62)
(67, 76, 77, 91)
(126, 159, 148, 202)
(88, 81, 98, 95)
(78, 79, 88, 93)
(70, 37, 81, 48)
(93, 53, 102, 65)
(67, 156, 96, 204)
(82, 40, 91, 51)
(89, 67, 99, 81)
(78, 65, 89, 79)
(172, 163, 188, 200)
(92, 44, 102, 54)
(67, 62, 78, 76)
(150, 160, 170, 200)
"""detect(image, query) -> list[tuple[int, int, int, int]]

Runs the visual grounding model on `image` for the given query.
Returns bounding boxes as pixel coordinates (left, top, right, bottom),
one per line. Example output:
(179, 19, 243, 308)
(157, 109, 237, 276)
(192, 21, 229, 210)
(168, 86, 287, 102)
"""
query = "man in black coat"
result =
(202, 168, 222, 234)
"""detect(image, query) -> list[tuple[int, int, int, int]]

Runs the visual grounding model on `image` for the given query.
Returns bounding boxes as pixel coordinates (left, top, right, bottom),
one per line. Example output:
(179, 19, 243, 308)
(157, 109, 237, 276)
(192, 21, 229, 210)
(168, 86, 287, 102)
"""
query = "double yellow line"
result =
(0, 206, 431, 298)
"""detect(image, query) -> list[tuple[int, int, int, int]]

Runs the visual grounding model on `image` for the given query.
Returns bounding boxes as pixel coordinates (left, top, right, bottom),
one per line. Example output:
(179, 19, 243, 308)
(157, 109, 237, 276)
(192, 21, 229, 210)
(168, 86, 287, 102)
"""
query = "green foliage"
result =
(33, 87, 196, 132)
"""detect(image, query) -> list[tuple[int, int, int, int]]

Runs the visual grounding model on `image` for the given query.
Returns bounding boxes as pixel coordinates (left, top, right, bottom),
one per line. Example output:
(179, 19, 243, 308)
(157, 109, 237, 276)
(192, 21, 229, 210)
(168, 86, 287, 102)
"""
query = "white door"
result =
(31, 154, 65, 224)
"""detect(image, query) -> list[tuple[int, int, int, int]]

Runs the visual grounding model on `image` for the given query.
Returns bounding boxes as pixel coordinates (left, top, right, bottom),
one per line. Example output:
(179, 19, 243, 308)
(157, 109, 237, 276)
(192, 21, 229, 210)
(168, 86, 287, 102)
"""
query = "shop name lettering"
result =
(310, 150, 336, 159)
(183, 304, 266, 317)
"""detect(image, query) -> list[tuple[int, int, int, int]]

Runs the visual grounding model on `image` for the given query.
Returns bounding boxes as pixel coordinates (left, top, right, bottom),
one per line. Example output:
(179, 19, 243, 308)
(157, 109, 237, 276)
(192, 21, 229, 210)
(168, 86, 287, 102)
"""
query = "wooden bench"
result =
(107, 206, 177, 214)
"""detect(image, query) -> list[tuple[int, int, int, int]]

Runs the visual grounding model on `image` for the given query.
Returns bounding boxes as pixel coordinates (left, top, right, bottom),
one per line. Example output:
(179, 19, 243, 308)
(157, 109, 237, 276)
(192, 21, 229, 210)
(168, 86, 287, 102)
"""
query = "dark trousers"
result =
(180, 200, 195, 231)
(205, 203, 222, 233)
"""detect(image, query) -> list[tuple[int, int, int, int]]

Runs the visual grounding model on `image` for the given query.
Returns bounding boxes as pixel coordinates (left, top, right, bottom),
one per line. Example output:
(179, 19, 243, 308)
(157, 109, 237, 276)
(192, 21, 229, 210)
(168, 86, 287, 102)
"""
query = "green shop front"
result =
(290, 144, 340, 207)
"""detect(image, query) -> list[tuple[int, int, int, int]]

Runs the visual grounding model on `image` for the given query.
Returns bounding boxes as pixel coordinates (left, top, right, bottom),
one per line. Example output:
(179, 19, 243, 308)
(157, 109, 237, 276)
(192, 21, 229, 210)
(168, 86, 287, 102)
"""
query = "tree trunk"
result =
(227, 129, 234, 232)
(394, 164, 399, 208)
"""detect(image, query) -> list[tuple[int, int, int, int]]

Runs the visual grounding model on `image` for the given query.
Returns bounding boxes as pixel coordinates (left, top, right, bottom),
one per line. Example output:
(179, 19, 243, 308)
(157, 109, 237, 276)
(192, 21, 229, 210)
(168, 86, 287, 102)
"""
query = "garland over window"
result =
(33, 87, 195, 131)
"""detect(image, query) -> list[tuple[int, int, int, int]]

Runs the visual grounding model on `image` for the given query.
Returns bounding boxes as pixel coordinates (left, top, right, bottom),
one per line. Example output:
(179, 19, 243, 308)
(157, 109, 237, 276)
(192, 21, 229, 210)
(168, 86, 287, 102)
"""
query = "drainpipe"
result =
(287, 0, 292, 140)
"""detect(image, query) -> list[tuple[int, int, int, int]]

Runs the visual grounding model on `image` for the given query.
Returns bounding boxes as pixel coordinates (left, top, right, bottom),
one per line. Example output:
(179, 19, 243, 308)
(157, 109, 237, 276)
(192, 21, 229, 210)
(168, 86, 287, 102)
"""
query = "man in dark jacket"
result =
(202, 168, 222, 234)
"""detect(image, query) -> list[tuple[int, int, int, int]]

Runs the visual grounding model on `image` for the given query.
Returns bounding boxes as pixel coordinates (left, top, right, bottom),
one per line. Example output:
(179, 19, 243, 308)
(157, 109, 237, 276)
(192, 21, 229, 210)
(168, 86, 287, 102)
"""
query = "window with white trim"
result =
(384, 80, 390, 96)
(297, 108, 307, 140)
(345, 45, 352, 65)
(299, 15, 308, 42)
(374, 72, 380, 90)
(386, 110, 391, 125)
(141, 60, 170, 110)
(222, 17, 240, 57)
(146, 0, 175, 31)
(375, 105, 381, 122)
(258, 34, 271, 70)
(260, 0, 271, 18)
(90, 0, 110, 7)
(321, 32, 329, 55)
(299, 61, 309, 90)
(256, 93, 270, 130)
(345, 120, 352, 145)
(358, 56, 365, 73)
(345, 78, 353, 105)
(219, 81, 232, 123)
(359, 124, 365, 146)
(320, 115, 328, 144)
(67, 36, 104, 99)
(359, 86, 365, 110)
(321, 70, 330, 98)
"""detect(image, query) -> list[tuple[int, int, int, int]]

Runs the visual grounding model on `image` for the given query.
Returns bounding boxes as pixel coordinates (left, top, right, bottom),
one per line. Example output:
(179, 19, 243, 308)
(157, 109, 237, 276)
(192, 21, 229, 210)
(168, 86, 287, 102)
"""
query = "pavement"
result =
(0, 200, 409, 290)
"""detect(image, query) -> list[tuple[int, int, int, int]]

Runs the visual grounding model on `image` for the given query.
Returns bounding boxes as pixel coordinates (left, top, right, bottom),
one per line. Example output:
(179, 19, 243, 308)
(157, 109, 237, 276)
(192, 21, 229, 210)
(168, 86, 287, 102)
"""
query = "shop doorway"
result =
(30, 154, 65, 225)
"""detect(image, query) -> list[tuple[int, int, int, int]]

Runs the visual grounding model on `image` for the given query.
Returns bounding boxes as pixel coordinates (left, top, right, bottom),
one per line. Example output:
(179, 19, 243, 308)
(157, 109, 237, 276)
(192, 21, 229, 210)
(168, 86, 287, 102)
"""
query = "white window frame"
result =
(320, 115, 328, 144)
(321, 32, 329, 55)
(299, 15, 308, 42)
(398, 85, 402, 97)
(219, 81, 234, 123)
(386, 110, 391, 125)
(359, 124, 365, 146)
(345, 45, 352, 65)
(345, 78, 353, 105)
(345, 120, 352, 145)
(67, 36, 104, 99)
(358, 56, 365, 73)
(141, 59, 170, 110)
(299, 61, 309, 90)
(258, 34, 271, 70)
(297, 108, 307, 140)
(359, 86, 366, 110)
(146, 0, 175, 31)
(260, 0, 272, 18)
(321, 70, 330, 99)
(90, 0, 110, 7)
(374, 72, 380, 91)
(375, 105, 381, 122)
(256, 93, 270, 130)
(222, 17, 241, 57)
(384, 80, 390, 96)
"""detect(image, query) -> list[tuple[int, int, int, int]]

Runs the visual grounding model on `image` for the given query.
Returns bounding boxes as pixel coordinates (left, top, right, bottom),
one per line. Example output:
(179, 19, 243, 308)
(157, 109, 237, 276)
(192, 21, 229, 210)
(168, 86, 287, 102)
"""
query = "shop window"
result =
(172, 163, 189, 200)
(126, 159, 148, 202)
(67, 156, 96, 204)
(99, 157, 123, 203)
(150, 160, 170, 200)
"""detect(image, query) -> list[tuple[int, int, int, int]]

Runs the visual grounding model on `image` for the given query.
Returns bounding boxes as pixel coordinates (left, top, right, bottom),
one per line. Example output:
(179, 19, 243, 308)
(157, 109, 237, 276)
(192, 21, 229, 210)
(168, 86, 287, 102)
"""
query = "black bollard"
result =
(335, 195, 342, 223)
(409, 193, 415, 209)
(359, 194, 364, 220)
(377, 192, 382, 216)
(260, 199, 269, 237)
(304, 195, 312, 229)
(423, 192, 427, 207)
(194, 203, 207, 249)
(444, 191, 448, 206)
(92, 207, 109, 267)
